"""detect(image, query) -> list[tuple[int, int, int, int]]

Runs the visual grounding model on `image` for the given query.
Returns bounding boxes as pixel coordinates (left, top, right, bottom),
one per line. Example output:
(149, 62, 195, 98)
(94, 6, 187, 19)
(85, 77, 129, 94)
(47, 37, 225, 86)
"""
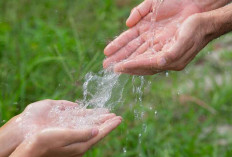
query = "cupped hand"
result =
(103, 0, 201, 67)
(7, 100, 121, 157)
(103, 0, 202, 75)
(113, 13, 215, 75)
(16, 100, 117, 136)
(10, 113, 121, 157)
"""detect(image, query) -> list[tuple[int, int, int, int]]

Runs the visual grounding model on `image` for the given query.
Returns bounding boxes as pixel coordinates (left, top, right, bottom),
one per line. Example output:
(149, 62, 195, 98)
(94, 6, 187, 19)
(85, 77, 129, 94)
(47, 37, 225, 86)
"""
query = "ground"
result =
(0, 0, 232, 156)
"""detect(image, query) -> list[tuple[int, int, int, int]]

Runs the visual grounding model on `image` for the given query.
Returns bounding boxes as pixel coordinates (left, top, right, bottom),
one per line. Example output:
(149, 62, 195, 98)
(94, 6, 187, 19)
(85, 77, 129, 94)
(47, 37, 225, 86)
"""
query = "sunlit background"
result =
(0, 0, 232, 156)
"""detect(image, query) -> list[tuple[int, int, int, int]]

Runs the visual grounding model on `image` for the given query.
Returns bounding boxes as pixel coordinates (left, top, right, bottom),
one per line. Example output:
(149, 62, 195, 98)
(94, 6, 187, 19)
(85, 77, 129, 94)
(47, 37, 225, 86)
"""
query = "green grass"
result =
(0, 0, 232, 156)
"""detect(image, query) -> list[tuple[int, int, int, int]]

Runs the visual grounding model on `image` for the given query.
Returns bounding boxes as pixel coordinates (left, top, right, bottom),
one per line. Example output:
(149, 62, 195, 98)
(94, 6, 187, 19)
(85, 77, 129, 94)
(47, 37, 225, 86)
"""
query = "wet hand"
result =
(10, 116, 121, 157)
(113, 13, 215, 75)
(0, 100, 121, 157)
(16, 100, 117, 133)
(103, 0, 229, 75)
(103, 0, 201, 75)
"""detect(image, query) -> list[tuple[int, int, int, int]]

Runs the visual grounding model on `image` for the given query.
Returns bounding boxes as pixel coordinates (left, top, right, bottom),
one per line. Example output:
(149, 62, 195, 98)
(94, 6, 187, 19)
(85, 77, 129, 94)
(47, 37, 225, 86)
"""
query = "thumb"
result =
(36, 128, 99, 147)
(126, 0, 152, 27)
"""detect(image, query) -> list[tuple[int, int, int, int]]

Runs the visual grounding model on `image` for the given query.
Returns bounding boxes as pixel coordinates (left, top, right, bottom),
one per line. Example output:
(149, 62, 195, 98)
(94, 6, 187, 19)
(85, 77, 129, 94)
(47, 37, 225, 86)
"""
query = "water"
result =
(78, 68, 127, 110)
(150, 0, 164, 49)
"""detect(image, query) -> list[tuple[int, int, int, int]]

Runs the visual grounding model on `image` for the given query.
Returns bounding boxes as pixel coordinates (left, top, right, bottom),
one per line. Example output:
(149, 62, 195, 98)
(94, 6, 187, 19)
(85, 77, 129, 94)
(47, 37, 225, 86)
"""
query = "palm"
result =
(103, 0, 201, 75)
(16, 100, 113, 138)
(11, 100, 122, 157)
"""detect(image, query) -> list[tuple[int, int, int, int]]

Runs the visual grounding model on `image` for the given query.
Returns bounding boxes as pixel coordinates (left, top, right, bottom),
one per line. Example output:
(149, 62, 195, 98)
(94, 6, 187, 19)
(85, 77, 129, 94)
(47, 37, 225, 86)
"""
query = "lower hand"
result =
(0, 100, 121, 157)
(10, 116, 121, 157)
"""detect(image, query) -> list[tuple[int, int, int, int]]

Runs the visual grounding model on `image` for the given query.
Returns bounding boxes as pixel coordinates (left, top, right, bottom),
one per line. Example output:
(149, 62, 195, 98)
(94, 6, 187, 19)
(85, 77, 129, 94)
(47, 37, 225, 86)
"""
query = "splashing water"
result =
(78, 69, 127, 110)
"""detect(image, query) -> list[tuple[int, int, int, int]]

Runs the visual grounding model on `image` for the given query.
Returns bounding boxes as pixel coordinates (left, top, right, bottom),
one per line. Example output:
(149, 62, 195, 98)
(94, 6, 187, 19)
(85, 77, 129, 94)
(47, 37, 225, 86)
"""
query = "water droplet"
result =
(177, 90, 182, 95)
(138, 133, 142, 144)
(165, 71, 169, 77)
(142, 124, 147, 133)
(155, 110, 158, 118)
(123, 147, 127, 153)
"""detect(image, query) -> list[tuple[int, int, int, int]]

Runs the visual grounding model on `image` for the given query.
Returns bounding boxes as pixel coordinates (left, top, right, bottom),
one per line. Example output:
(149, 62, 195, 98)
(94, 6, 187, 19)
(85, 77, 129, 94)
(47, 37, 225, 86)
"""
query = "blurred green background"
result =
(0, 0, 232, 156)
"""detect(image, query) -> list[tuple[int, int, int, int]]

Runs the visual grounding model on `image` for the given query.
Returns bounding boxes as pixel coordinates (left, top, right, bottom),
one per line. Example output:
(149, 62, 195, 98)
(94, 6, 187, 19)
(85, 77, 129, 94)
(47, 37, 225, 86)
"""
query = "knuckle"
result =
(167, 52, 178, 62)
(73, 146, 83, 154)
(33, 133, 46, 147)
(175, 65, 185, 71)
(131, 7, 136, 13)
(124, 44, 133, 53)
(179, 35, 188, 43)
(140, 33, 148, 42)
(78, 144, 89, 154)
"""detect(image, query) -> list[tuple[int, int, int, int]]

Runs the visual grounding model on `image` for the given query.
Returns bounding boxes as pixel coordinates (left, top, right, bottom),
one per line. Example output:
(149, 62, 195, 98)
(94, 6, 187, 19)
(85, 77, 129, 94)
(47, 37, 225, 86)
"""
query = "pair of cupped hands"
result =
(1, 0, 229, 157)
(103, 0, 226, 75)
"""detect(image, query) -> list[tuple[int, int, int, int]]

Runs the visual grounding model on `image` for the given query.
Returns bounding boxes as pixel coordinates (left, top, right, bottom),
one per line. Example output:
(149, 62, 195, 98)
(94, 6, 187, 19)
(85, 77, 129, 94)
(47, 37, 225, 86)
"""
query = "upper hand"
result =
(103, 0, 204, 75)
(113, 13, 215, 75)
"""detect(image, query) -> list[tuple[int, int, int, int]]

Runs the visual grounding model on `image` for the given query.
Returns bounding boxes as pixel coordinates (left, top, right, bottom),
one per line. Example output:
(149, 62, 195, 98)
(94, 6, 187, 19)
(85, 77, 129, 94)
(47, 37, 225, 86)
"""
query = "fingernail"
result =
(118, 116, 123, 120)
(91, 128, 99, 137)
(158, 57, 166, 67)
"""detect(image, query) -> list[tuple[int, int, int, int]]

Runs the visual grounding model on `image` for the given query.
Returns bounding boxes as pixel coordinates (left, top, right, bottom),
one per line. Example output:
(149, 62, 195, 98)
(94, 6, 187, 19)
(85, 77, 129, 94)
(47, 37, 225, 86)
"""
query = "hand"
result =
(103, 0, 229, 75)
(0, 100, 121, 157)
(113, 13, 215, 75)
(16, 100, 117, 135)
(103, 0, 201, 72)
(10, 116, 121, 157)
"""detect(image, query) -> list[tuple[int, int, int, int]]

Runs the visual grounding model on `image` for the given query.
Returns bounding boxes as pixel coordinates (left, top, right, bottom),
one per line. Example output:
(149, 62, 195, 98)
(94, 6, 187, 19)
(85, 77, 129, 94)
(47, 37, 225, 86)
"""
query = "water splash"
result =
(78, 68, 128, 110)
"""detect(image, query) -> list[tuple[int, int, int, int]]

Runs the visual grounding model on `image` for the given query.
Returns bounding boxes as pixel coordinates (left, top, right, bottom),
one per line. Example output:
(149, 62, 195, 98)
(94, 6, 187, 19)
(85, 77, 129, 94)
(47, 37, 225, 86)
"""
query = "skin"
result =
(0, 100, 122, 157)
(103, 0, 231, 75)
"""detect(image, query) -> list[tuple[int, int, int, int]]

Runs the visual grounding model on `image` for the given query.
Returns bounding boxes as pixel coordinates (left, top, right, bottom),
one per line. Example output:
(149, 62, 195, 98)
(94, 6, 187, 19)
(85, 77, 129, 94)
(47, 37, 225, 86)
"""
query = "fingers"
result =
(93, 116, 122, 140)
(67, 128, 99, 144)
(167, 42, 199, 71)
(36, 128, 99, 147)
(114, 36, 195, 75)
(126, 0, 152, 27)
(128, 42, 149, 59)
(87, 116, 122, 146)
(103, 36, 144, 68)
(157, 37, 194, 68)
(114, 51, 158, 72)
(93, 113, 116, 124)
(104, 28, 139, 57)
(63, 116, 122, 155)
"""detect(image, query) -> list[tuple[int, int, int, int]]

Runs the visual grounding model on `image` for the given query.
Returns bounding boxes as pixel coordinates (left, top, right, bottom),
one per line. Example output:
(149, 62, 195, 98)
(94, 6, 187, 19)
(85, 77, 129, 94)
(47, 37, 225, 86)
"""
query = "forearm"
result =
(0, 116, 23, 157)
(205, 4, 232, 38)
(194, 0, 231, 11)
(9, 141, 38, 157)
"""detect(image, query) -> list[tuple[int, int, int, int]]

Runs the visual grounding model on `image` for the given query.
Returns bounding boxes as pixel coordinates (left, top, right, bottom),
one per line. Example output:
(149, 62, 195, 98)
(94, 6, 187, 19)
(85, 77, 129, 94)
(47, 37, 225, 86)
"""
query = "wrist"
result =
(202, 4, 232, 39)
(193, 0, 231, 12)
(9, 135, 46, 157)
(0, 116, 24, 157)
